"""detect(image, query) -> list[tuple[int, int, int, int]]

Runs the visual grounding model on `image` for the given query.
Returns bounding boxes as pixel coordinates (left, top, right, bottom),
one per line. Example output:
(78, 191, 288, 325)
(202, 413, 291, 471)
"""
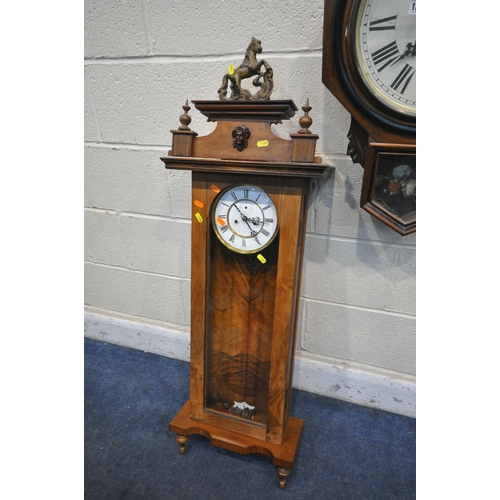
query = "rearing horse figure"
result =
(218, 38, 274, 101)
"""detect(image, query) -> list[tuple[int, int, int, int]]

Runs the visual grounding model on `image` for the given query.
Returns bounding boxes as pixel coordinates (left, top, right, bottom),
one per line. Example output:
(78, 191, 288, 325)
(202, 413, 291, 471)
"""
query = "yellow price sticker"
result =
(257, 254, 266, 264)
(195, 213, 203, 223)
(257, 140, 269, 148)
(228, 64, 235, 75)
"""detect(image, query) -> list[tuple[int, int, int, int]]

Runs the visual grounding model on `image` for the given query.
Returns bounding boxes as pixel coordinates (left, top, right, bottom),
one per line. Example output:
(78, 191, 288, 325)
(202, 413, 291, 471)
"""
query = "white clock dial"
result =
(212, 184, 279, 254)
(354, 0, 416, 116)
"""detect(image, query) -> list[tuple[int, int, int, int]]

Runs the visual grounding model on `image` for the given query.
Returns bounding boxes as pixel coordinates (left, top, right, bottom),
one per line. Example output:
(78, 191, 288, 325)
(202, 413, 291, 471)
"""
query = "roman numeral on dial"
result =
(369, 15, 397, 31)
(372, 41, 399, 72)
(391, 63, 415, 94)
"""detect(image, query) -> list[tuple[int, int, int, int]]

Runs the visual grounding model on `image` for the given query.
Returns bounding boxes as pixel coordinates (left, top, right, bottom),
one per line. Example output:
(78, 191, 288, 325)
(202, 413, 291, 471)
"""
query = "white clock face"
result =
(354, 0, 416, 116)
(212, 184, 279, 254)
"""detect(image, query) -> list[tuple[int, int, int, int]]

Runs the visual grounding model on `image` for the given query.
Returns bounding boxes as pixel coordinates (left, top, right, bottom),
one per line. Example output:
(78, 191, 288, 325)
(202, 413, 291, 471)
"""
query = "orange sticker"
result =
(217, 217, 226, 226)
(211, 184, 221, 193)
(194, 200, 204, 208)
(195, 213, 203, 223)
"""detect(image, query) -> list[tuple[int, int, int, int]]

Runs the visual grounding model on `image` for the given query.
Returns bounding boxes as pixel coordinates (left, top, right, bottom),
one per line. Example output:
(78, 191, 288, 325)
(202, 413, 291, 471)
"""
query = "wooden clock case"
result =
(161, 99, 332, 488)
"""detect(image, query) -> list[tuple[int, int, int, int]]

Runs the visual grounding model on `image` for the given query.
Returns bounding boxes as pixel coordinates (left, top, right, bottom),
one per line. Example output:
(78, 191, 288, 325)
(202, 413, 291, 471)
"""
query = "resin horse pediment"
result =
(218, 38, 274, 101)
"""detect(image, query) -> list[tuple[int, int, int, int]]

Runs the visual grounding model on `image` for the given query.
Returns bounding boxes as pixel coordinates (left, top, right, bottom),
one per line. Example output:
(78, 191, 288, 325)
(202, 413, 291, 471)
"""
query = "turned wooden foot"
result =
(275, 466, 291, 489)
(175, 434, 189, 455)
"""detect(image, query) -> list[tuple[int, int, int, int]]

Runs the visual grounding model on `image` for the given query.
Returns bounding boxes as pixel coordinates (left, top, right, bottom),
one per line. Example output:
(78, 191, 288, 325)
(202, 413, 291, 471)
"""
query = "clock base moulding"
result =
(169, 402, 304, 489)
(161, 99, 333, 489)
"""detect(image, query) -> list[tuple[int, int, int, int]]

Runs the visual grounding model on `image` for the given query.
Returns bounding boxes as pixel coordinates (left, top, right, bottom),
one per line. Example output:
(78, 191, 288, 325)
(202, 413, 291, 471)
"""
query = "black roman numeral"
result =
(261, 228, 270, 237)
(230, 192, 237, 200)
(254, 236, 261, 245)
(229, 234, 235, 243)
(372, 41, 400, 72)
(264, 218, 274, 225)
(255, 194, 261, 202)
(243, 188, 249, 198)
(242, 239, 246, 248)
(391, 64, 415, 94)
(262, 205, 271, 211)
(369, 15, 397, 31)
(220, 225, 229, 233)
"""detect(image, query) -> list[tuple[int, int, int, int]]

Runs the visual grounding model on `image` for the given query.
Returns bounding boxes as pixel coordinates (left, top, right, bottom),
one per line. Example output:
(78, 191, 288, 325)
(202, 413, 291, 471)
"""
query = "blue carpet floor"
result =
(84, 337, 416, 499)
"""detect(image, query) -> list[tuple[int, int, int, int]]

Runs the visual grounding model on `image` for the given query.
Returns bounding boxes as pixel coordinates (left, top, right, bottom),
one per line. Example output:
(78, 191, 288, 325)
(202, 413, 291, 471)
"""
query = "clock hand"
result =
(233, 203, 249, 221)
(390, 41, 416, 66)
(233, 203, 259, 236)
(248, 216, 262, 226)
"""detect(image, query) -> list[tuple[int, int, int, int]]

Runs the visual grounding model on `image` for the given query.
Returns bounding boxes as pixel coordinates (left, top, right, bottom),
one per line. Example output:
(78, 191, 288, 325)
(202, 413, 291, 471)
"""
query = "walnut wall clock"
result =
(323, 0, 416, 235)
(161, 39, 333, 488)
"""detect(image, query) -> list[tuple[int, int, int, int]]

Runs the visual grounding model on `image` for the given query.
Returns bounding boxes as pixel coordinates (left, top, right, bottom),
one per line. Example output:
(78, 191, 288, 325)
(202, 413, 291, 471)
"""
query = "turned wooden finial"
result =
(178, 100, 192, 130)
(297, 98, 313, 134)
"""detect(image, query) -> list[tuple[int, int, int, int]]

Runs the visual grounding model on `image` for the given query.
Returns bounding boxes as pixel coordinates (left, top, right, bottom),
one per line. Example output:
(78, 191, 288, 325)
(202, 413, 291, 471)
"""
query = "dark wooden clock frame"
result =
(161, 99, 332, 488)
(322, 0, 416, 235)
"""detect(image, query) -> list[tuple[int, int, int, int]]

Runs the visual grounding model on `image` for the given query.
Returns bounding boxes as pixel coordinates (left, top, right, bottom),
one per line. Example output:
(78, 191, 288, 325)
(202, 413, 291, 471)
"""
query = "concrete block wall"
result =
(84, 0, 416, 416)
